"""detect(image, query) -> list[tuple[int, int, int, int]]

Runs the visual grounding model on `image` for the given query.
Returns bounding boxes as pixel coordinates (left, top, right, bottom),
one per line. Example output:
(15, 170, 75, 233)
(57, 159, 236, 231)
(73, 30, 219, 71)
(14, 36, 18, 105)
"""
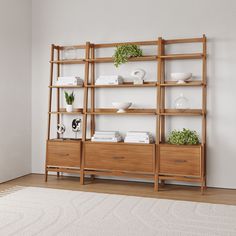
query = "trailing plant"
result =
(113, 44, 143, 67)
(167, 128, 200, 145)
(64, 91, 75, 105)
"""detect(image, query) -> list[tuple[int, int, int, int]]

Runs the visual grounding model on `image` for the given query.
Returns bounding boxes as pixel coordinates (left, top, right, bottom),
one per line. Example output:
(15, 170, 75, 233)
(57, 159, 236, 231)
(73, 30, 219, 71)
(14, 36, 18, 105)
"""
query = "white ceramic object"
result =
(131, 68, 146, 79)
(66, 104, 73, 112)
(112, 102, 132, 113)
(174, 93, 189, 109)
(171, 73, 192, 84)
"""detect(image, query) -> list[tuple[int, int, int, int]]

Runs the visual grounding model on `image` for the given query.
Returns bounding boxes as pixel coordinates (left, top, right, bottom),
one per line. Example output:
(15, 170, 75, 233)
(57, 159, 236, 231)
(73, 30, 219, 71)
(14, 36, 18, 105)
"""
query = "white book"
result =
(125, 136, 150, 141)
(95, 131, 119, 135)
(91, 137, 122, 142)
(126, 131, 150, 136)
(124, 139, 150, 144)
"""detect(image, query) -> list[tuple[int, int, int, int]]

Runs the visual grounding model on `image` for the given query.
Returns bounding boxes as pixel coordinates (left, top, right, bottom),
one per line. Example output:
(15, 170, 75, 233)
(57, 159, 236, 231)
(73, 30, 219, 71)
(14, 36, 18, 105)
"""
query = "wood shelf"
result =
(160, 81, 204, 87)
(160, 53, 203, 60)
(86, 108, 156, 115)
(159, 109, 204, 116)
(49, 85, 84, 88)
(49, 108, 83, 115)
(86, 82, 157, 88)
(50, 59, 85, 64)
(88, 55, 157, 63)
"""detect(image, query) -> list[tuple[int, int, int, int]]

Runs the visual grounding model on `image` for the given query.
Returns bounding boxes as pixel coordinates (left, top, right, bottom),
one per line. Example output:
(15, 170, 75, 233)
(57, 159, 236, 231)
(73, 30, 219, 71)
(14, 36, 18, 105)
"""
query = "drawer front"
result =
(159, 145, 201, 176)
(84, 143, 155, 173)
(47, 140, 81, 168)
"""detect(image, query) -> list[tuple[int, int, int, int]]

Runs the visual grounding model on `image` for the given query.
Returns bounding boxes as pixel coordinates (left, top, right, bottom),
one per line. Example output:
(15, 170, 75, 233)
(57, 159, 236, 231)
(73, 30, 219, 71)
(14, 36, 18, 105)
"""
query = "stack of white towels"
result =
(124, 131, 153, 144)
(91, 131, 122, 142)
(95, 75, 123, 85)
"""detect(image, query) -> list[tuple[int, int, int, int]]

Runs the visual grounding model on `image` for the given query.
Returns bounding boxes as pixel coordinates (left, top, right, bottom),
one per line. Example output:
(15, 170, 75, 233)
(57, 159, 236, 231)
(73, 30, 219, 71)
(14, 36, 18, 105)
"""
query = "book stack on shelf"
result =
(124, 131, 153, 144)
(56, 76, 84, 86)
(91, 131, 122, 142)
(95, 75, 123, 85)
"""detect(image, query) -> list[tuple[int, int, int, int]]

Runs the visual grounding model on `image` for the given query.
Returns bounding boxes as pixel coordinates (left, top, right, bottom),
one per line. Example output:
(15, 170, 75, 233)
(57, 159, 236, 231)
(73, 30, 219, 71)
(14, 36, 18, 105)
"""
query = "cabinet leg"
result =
(154, 174, 159, 191)
(57, 172, 60, 178)
(45, 171, 48, 182)
(201, 180, 205, 194)
(91, 174, 95, 181)
(80, 171, 84, 185)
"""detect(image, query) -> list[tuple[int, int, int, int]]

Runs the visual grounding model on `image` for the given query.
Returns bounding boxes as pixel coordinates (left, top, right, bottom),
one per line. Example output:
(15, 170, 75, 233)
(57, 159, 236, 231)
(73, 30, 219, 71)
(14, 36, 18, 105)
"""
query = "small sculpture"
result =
(131, 68, 146, 84)
(57, 124, 66, 139)
(72, 118, 81, 139)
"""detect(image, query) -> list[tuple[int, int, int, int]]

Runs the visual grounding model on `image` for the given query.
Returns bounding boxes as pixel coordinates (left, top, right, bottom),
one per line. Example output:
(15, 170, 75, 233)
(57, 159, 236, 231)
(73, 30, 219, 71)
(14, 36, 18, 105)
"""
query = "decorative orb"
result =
(174, 93, 189, 109)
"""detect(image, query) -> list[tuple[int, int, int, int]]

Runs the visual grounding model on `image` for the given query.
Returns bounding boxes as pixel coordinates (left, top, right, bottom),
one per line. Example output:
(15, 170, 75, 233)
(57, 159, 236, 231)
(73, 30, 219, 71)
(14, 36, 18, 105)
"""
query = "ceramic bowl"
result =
(112, 102, 132, 113)
(171, 73, 192, 84)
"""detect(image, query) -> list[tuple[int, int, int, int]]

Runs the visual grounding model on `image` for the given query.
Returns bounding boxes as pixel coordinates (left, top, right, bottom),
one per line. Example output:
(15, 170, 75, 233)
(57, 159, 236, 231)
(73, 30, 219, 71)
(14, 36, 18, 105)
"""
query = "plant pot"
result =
(66, 104, 73, 112)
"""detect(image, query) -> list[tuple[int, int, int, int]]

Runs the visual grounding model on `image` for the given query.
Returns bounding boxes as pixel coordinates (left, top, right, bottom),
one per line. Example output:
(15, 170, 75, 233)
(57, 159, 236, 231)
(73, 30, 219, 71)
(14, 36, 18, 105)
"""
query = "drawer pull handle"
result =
(175, 160, 187, 163)
(59, 153, 70, 157)
(112, 156, 125, 160)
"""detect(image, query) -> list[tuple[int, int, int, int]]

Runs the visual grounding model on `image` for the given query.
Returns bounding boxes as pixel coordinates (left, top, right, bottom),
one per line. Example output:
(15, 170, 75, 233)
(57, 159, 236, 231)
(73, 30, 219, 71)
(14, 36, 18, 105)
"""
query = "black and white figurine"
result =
(72, 118, 81, 139)
(57, 124, 66, 139)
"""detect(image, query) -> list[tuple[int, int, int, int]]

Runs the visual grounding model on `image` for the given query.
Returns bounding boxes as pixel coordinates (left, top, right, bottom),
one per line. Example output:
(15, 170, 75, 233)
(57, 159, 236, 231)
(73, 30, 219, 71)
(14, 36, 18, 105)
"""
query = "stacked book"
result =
(91, 131, 122, 142)
(56, 76, 84, 86)
(124, 131, 153, 144)
(95, 75, 124, 85)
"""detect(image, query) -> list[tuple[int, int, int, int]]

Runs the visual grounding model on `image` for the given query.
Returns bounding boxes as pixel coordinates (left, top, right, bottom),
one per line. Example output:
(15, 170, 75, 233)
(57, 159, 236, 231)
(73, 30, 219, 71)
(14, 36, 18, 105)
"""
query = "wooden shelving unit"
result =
(156, 35, 207, 192)
(45, 43, 89, 180)
(45, 36, 207, 192)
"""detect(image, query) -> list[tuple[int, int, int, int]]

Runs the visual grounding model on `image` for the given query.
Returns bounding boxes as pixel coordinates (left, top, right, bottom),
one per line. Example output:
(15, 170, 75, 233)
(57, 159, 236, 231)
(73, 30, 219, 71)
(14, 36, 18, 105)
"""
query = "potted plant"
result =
(167, 128, 200, 145)
(113, 44, 143, 67)
(64, 91, 75, 112)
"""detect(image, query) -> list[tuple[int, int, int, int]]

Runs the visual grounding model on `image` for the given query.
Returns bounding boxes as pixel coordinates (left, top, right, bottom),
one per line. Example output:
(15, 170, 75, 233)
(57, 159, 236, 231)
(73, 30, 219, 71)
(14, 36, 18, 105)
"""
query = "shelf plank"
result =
(49, 108, 83, 115)
(94, 40, 158, 48)
(88, 55, 157, 63)
(160, 53, 203, 60)
(49, 85, 84, 88)
(86, 108, 156, 115)
(164, 37, 204, 45)
(160, 81, 204, 87)
(160, 109, 204, 116)
(50, 59, 85, 64)
(86, 82, 157, 88)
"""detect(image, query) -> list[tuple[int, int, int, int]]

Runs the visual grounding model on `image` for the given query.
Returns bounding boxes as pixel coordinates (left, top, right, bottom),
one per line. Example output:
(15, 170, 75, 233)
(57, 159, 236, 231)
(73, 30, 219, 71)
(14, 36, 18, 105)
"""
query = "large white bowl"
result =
(171, 73, 192, 84)
(112, 102, 132, 113)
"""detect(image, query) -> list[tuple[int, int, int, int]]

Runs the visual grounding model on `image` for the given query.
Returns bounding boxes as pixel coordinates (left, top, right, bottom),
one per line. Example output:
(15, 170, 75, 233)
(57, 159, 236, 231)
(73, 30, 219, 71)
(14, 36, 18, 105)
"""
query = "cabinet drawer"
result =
(84, 142, 155, 173)
(47, 140, 81, 168)
(159, 145, 201, 176)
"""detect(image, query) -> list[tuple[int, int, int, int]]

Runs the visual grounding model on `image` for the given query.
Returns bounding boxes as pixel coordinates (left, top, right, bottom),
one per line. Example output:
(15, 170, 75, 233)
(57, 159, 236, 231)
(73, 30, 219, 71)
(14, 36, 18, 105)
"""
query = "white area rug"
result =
(0, 187, 235, 236)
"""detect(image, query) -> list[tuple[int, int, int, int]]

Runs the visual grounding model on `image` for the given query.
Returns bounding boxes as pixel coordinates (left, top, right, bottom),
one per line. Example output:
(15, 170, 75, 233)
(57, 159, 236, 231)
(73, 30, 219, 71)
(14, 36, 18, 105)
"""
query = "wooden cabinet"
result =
(46, 140, 81, 173)
(159, 144, 202, 177)
(84, 142, 155, 173)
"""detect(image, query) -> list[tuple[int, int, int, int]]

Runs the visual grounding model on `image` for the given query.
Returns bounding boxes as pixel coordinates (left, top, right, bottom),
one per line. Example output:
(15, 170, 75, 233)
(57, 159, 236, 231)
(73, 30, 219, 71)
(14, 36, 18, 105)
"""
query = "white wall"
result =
(0, 0, 31, 182)
(31, 0, 236, 189)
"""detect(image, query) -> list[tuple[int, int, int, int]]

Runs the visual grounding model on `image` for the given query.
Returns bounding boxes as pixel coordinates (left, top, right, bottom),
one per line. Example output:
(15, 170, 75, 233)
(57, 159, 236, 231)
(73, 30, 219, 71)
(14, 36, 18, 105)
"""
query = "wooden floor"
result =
(0, 174, 236, 205)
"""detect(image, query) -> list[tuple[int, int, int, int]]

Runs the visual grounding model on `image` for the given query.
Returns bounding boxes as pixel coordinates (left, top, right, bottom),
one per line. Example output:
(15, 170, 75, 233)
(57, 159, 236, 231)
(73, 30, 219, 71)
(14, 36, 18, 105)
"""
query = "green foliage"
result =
(64, 91, 75, 105)
(113, 44, 143, 67)
(167, 128, 200, 145)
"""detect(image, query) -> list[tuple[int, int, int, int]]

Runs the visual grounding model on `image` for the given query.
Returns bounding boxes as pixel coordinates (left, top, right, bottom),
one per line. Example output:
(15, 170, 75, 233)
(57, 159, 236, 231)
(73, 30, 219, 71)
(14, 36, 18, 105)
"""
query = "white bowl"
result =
(112, 102, 132, 113)
(171, 73, 192, 84)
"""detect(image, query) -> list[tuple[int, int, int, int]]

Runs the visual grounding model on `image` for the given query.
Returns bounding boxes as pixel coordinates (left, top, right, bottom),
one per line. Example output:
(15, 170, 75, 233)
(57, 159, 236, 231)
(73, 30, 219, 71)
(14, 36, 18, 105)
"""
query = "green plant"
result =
(64, 91, 75, 105)
(167, 128, 200, 145)
(113, 44, 143, 67)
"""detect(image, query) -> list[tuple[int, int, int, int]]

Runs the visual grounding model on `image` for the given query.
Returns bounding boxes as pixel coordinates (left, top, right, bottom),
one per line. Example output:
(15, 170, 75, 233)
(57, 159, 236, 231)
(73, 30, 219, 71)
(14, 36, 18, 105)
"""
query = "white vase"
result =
(66, 104, 73, 112)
